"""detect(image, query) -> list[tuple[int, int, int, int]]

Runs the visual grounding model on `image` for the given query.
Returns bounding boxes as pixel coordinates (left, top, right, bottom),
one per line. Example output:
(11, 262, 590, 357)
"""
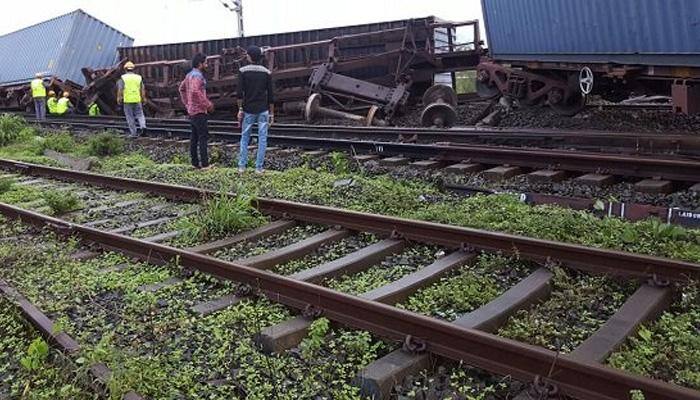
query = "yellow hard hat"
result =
(62, 92, 70, 98)
(125, 61, 135, 70)
(35, 73, 43, 78)
(48, 90, 56, 96)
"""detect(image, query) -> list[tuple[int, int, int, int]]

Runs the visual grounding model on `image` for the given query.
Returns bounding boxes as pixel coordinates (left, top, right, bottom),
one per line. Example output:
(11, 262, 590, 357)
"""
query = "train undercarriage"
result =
(475, 60, 700, 116)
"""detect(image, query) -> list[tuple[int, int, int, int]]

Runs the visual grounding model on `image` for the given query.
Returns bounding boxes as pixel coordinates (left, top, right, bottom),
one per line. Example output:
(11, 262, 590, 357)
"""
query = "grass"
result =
(175, 190, 266, 245)
(608, 285, 700, 390)
(399, 253, 532, 320)
(0, 298, 96, 399)
(42, 190, 81, 215)
(0, 226, 387, 399)
(85, 132, 124, 157)
(498, 267, 633, 352)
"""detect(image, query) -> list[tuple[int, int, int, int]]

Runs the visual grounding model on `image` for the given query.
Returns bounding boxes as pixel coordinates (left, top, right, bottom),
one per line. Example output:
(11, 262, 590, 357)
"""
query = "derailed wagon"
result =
(476, 0, 700, 115)
(85, 17, 483, 122)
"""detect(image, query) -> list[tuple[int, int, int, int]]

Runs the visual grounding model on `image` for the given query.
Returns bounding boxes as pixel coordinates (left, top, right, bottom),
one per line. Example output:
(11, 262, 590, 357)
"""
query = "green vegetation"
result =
(399, 253, 532, 320)
(0, 298, 95, 399)
(608, 285, 699, 390)
(86, 131, 124, 157)
(498, 267, 632, 352)
(175, 190, 266, 245)
(328, 151, 351, 175)
(0, 177, 13, 193)
(325, 245, 439, 295)
(0, 114, 34, 146)
(32, 131, 76, 154)
(42, 190, 81, 215)
(455, 70, 476, 94)
(0, 227, 389, 399)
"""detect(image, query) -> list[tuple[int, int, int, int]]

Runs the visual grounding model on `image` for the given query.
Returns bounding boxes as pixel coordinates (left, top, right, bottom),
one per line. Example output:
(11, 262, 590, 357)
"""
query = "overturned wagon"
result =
(477, 0, 700, 115)
(85, 16, 482, 123)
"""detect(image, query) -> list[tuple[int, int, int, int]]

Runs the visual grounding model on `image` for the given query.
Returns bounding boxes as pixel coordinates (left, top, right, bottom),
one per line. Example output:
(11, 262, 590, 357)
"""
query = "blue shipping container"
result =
(0, 9, 133, 86)
(482, 0, 700, 67)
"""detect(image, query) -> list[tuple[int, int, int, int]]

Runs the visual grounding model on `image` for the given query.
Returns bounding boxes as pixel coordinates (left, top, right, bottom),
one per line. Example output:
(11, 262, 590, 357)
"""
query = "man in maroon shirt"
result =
(179, 53, 214, 169)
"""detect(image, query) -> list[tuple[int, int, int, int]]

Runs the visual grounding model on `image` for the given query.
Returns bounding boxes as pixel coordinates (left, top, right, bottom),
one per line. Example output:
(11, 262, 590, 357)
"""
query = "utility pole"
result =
(218, 0, 244, 37)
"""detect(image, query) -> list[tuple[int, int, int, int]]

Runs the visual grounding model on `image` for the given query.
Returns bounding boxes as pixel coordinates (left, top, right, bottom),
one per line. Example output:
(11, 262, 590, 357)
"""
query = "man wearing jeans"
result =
(30, 73, 49, 120)
(179, 53, 214, 169)
(237, 45, 275, 174)
(117, 62, 147, 137)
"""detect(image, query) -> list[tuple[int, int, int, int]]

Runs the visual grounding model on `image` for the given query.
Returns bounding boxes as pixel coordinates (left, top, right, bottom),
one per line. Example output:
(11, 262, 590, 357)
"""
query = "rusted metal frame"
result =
(1, 159, 698, 282)
(0, 203, 697, 400)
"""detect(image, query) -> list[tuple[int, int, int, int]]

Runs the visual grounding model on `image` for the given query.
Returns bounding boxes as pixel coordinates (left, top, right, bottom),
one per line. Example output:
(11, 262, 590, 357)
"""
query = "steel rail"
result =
(0, 202, 698, 400)
(1, 159, 697, 283)
(25, 118, 700, 181)
(28, 113, 700, 157)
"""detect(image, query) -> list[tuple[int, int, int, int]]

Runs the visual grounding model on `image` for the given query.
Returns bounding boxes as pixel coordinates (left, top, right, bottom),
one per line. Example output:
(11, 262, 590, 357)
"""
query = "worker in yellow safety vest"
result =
(55, 92, 73, 116)
(117, 61, 147, 137)
(46, 91, 58, 115)
(30, 73, 48, 120)
(88, 102, 101, 116)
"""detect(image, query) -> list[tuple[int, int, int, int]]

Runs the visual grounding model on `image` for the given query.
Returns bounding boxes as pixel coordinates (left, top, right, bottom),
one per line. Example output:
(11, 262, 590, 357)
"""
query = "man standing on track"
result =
(179, 53, 214, 170)
(117, 61, 147, 138)
(30, 73, 49, 120)
(237, 45, 275, 174)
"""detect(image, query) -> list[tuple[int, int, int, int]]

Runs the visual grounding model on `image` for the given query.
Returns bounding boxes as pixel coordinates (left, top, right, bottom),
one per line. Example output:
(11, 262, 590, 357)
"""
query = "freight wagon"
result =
(86, 17, 481, 120)
(476, 0, 700, 114)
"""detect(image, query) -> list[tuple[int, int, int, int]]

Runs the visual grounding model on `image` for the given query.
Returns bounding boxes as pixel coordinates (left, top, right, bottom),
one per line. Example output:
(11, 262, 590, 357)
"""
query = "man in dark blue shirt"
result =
(237, 45, 275, 174)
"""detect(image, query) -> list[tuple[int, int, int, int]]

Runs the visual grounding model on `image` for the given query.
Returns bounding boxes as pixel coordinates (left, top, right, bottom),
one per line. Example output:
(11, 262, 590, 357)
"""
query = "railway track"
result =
(21, 114, 700, 198)
(24, 113, 700, 157)
(0, 159, 698, 399)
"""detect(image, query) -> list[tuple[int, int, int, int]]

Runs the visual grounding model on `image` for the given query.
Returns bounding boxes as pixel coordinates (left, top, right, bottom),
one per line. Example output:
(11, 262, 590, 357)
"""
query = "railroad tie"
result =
(355, 267, 554, 400)
(568, 284, 673, 363)
(236, 228, 349, 270)
(255, 251, 474, 354)
(186, 219, 296, 254)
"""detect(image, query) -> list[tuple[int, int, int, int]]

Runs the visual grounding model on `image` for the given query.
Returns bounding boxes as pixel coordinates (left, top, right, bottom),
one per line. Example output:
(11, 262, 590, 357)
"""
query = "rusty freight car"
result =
(84, 16, 482, 122)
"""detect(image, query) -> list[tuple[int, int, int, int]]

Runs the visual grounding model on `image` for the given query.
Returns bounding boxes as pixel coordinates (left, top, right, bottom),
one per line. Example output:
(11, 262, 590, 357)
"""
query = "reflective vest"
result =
(31, 79, 46, 98)
(56, 98, 70, 115)
(47, 97, 58, 114)
(88, 103, 101, 116)
(121, 73, 142, 104)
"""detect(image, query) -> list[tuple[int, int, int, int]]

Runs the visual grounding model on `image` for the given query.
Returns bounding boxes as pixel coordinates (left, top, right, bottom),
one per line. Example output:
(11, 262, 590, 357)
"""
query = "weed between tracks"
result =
(609, 285, 700, 390)
(498, 267, 634, 352)
(0, 221, 390, 399)
(1, 115, 700, 395)
(0, 298, 96, 399)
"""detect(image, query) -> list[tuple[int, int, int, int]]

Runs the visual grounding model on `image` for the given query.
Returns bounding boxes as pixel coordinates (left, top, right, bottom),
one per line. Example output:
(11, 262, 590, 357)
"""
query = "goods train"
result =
(476, 0, 700, 115)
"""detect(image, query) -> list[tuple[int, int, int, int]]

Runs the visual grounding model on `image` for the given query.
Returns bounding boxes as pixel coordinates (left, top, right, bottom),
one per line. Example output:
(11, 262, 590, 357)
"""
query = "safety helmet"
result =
(62, 92, 70, 98)
(48, 90, 56, 96)
(35, 72, 43, 78)
(125, 61, 135, 70)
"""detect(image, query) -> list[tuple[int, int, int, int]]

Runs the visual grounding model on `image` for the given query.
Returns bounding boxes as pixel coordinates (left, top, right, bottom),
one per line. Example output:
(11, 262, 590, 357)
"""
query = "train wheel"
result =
(550, 93, 587, 116)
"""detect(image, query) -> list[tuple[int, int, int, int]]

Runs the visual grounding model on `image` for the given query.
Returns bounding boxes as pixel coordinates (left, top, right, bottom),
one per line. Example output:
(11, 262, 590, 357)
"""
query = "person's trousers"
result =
(33, 98, 46, 120)
(123, 103, 146, 136)
(238, 111, 269, 170)
(189, 114, 209, 168)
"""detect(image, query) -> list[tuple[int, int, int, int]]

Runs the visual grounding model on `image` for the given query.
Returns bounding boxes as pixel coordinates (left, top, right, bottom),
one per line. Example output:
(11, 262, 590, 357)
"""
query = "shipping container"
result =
(481, 0, 700, 67)
(119, 16, 442, 65)
(0, 9, 133, 86)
